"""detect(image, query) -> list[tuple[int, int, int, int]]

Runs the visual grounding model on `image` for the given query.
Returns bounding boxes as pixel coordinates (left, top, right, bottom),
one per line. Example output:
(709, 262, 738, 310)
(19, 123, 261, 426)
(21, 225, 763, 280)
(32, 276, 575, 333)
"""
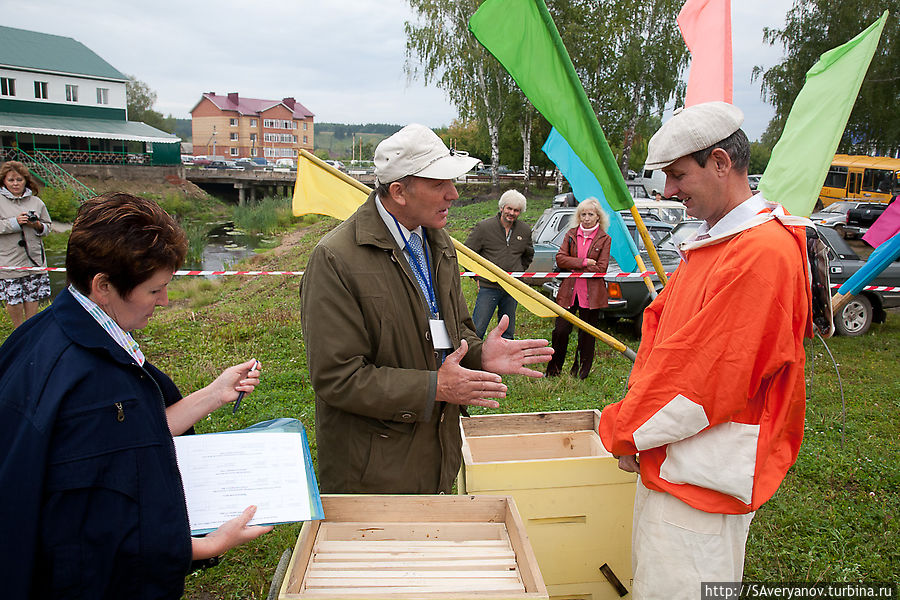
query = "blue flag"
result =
(837, 232, 900, 297)
(542, 128, 638, 272)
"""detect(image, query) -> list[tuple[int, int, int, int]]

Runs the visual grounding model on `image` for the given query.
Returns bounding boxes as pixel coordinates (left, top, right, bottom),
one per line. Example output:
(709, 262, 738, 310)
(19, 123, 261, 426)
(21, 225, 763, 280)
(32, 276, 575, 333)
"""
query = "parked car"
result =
(192, 155, 211, 167)
(809, 200, 869, 232)
(529, 206, 679, 334)
(633, 199, 688, 225)
(224, 160, 243, 170)
(325, 160, 346, 171)
(274, 158, 296, 170)
(549, 194, 688, 224)
(627, 182, 649, 199)
(842, 202, 890, 239)
(207, 160, 227, 169)
(181, 154, 194, 165)
(234, 157, 258, 169)
(748, 174, 762, 190)
(817, 225, 900, 336)
(659, 219, 703, 247)
(552, 192, 577, 207)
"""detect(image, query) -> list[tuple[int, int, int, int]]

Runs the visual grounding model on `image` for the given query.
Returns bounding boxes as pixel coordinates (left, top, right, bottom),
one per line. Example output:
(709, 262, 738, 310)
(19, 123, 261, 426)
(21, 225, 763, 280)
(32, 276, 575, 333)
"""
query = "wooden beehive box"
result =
(279, 494, 548, 600)
(459, 410, 636, 600)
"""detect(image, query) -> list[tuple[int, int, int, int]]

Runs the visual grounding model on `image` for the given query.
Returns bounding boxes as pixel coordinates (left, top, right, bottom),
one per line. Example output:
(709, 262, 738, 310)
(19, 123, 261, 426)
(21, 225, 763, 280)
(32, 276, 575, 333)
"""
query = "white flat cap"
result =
(645, 102, 744, 170)
(374, 124, 480, 185)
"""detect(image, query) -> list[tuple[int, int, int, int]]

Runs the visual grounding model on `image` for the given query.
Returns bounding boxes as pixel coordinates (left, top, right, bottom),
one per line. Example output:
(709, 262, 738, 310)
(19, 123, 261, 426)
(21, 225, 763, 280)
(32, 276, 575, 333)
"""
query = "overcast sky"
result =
(9, 0, 794, 141)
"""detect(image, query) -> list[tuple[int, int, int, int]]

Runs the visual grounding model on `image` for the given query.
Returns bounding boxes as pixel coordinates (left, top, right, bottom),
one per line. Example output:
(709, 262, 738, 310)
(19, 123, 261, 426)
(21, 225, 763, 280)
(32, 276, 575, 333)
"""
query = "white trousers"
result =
(631, 477, 754, 600)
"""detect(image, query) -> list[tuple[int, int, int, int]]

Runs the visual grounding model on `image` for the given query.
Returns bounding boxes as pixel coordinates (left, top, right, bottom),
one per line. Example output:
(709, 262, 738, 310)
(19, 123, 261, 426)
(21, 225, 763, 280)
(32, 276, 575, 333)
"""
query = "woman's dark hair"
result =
(66, 192, 188, 297)
(0, 161, 41, 195)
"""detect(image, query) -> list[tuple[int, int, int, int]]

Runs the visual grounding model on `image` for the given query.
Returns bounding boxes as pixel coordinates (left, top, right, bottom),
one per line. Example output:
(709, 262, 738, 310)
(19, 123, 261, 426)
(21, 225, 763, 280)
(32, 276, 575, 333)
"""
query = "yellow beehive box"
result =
(279, 494, 548, 600)
(459, 410, 636, 600)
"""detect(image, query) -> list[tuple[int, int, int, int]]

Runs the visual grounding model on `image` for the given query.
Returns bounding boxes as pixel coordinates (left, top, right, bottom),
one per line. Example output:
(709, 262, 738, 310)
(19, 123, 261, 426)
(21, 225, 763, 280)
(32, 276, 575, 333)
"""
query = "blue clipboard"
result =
(188, 418, 324, 535)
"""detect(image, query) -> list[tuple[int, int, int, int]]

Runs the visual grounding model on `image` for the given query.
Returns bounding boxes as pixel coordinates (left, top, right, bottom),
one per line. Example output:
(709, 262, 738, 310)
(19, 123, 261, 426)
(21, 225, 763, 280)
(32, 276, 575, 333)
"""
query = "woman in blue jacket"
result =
(0, 192, 270, 599)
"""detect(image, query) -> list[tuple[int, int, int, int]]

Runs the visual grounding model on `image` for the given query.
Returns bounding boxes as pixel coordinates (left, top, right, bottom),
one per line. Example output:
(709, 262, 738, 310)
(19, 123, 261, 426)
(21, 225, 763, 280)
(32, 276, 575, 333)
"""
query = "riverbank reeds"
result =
(232, 195, 298, 235)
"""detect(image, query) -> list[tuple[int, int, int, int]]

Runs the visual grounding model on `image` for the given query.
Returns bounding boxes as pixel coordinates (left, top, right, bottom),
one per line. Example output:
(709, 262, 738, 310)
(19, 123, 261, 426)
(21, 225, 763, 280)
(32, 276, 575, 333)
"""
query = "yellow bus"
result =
(820, 154, 900, 207)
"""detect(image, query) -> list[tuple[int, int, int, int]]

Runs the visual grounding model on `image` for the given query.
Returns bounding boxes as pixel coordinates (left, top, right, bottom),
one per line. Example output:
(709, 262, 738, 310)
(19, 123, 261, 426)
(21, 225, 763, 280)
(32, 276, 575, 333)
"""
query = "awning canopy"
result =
(0, 113, 181, 144)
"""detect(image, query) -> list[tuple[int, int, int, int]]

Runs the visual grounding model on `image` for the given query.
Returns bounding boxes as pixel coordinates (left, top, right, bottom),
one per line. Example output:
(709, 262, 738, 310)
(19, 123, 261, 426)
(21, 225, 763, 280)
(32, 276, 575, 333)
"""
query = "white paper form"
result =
(174, 431, 314, 534)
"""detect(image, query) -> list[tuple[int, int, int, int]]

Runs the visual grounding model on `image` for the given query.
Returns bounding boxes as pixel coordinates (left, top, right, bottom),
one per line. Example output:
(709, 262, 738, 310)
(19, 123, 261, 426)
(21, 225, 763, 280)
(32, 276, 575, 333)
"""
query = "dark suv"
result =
(842, 202, 890, 239)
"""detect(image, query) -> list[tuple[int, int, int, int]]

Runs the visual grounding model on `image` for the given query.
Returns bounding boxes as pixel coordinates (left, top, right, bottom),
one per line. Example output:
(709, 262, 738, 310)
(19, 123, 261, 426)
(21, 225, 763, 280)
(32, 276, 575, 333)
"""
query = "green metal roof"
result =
(0, 113, 179, 143)
(0, 26, 127, 81)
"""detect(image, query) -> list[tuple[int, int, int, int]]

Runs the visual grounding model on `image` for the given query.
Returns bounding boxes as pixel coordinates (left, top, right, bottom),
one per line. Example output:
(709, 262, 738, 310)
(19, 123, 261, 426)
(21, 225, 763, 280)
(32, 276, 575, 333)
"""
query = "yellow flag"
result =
(292, 151, 367, 220)
(292, 150, 635, 359)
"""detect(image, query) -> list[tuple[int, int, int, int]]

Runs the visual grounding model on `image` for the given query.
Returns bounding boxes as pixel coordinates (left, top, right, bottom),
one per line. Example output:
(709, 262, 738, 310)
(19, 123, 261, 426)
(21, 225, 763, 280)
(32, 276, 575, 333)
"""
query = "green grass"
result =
(1, 191, 897, 597)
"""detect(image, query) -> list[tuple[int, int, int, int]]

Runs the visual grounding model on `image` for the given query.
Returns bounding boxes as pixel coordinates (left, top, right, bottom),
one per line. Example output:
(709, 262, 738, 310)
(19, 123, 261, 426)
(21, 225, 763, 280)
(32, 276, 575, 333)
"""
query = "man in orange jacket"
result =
(598, 102, 813, 599)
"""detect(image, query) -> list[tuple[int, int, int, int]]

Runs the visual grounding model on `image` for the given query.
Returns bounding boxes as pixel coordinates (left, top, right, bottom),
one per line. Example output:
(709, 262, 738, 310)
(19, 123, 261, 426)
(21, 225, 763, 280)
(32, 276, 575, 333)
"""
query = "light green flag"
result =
(469, 0, 633, 211)
(759, 11, 887, 217)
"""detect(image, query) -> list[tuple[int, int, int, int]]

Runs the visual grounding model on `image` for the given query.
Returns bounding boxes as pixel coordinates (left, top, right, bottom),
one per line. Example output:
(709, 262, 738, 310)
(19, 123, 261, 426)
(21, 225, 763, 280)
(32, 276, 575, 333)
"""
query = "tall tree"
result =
(547, 0, 688, 176)
(405, 0, 513, 189)
(441, 119, 491, 162)
(126, 76, 175, 133)
(754, 0, 900, 154)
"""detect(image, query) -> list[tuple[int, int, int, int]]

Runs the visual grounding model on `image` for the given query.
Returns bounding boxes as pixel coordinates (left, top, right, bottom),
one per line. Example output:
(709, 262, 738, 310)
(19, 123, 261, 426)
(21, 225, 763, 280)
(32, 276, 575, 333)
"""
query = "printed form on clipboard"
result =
(174, 418, 324, 535)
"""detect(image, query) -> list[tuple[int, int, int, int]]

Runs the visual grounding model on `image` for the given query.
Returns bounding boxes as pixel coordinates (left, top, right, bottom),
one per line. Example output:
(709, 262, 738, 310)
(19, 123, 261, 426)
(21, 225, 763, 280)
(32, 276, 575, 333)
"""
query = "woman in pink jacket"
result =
(546, 198, 611, 379)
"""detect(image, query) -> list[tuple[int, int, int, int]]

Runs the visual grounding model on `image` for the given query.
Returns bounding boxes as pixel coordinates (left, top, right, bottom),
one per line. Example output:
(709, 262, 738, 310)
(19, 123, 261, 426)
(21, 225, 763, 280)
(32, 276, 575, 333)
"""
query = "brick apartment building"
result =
(190, 92, 314, 160)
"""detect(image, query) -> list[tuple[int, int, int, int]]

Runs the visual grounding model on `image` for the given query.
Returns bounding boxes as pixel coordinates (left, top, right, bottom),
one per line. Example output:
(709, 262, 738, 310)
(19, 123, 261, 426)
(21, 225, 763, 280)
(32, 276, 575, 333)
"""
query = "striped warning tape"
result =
(2, 266, 898, 291)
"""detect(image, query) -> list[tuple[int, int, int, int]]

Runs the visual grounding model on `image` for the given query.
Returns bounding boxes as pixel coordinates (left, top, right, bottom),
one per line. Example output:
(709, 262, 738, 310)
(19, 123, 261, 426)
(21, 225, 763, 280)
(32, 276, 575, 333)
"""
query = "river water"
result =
(45, 222, 261, 298)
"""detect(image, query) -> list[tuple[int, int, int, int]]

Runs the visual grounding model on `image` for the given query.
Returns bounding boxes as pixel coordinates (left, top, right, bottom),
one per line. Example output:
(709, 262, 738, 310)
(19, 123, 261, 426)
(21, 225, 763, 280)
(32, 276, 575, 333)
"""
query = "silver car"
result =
(529, 206, 680, 335)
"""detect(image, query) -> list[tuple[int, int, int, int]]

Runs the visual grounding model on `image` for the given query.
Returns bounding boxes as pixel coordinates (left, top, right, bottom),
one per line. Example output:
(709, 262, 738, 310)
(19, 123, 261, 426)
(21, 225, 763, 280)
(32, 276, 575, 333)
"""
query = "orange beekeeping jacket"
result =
(599, 210, 813, 514)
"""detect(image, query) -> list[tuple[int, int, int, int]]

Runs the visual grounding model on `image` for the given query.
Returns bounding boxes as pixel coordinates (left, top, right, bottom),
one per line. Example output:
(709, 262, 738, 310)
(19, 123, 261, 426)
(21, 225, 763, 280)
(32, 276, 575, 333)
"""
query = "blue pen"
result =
(232, 360, 260, 415)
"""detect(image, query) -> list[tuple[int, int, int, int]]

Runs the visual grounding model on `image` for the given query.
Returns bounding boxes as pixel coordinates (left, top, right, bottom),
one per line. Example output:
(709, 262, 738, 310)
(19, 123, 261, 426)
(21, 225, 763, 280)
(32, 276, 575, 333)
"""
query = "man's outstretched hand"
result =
(481, 315, 553, 377)
(436, 340, 506, 408)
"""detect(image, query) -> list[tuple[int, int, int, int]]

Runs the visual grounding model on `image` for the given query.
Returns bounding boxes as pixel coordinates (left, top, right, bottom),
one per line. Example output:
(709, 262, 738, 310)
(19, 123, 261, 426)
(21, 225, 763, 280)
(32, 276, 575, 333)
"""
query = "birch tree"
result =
(405, 0, 513, 188)
(754, 0, 900, 154)
(548, 0, 688, 175)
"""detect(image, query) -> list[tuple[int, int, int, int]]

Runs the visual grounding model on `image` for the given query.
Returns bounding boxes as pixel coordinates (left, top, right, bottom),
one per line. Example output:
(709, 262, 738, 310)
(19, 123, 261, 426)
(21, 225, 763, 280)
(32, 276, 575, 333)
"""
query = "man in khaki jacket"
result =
(300, 124, 552, 494)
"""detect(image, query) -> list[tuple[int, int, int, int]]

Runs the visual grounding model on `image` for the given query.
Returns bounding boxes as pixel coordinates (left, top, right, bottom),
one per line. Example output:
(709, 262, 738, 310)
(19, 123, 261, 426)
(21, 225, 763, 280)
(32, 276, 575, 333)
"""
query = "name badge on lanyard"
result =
(429, 319, 452, 349)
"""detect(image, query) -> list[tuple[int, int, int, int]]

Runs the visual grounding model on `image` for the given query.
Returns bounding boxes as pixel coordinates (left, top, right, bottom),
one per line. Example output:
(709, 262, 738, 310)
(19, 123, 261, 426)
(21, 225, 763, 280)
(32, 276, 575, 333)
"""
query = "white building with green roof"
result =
(0, 25, 180, 166)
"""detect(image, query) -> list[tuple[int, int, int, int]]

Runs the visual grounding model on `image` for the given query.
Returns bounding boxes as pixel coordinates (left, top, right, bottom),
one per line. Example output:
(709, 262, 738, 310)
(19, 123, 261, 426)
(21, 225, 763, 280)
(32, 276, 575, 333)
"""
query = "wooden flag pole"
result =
(629, 205, 669, 294)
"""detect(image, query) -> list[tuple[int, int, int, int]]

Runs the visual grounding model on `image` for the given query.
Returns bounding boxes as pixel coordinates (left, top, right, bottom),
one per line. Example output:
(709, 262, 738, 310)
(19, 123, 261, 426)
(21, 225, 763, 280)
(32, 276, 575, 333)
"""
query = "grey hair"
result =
(375, 175, 413, 201)
(498, 189, 526, 211)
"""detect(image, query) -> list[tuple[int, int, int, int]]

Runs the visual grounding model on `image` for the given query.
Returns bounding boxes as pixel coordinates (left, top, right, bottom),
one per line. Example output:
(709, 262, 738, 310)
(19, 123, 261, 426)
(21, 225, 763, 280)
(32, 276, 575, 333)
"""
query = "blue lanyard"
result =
(390, 215, 439, 317)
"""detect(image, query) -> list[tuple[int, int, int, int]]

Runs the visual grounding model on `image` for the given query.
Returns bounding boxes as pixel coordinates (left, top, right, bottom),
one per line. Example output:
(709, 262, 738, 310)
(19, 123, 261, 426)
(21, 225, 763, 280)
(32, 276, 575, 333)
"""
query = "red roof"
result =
(196, 92, 314, 119)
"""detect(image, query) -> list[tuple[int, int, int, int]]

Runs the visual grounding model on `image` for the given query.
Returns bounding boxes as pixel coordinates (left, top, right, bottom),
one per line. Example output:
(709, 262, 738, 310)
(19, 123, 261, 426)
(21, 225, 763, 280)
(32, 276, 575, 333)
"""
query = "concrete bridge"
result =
(184, 168, 301, 204)
(185, 167, 380, 204)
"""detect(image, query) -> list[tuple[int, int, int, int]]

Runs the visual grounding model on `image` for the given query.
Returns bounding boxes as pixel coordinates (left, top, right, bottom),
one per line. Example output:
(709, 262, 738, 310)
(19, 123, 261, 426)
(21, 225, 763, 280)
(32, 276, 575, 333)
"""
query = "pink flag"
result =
(862, 200, 900, 248)
(678, 0, 733, 106)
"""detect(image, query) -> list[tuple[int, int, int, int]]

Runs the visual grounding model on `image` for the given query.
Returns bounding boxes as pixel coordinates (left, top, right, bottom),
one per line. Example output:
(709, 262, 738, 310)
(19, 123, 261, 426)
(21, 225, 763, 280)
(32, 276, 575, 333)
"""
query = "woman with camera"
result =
(0, 160, 52, 328)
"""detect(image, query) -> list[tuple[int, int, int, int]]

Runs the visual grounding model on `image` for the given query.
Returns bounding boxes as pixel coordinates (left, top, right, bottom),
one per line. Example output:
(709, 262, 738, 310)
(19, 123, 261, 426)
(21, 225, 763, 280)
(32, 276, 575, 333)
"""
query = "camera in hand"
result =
(27, 210, 38, 222)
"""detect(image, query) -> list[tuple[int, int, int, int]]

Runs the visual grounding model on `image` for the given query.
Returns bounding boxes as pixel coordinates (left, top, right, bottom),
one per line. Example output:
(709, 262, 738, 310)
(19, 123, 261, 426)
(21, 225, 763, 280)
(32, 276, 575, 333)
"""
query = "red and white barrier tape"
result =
(3, 266, 898, 291)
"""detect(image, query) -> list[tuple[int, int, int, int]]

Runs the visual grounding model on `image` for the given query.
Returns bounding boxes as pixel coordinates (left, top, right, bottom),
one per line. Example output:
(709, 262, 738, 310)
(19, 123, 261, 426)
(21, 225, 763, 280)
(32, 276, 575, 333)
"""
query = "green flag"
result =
(759, 11, 887, 217)
(469, 0, 634, 211)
